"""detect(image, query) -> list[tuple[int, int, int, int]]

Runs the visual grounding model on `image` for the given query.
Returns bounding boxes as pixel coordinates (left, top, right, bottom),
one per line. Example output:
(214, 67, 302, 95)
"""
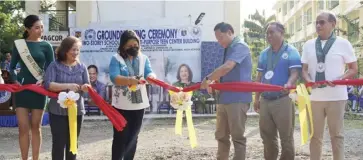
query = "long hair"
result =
(176, 64, 193, 82)
(117, 30, 141, 59)
(23, 15, 41, 39)
(56, 36, 81, 62)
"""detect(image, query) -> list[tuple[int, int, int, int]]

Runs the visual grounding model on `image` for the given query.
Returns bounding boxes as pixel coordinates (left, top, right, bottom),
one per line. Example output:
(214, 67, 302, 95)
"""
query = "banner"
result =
(41, 31, 69, 46)
(70, 26, 202, 111)
(71, 26, 201, 84)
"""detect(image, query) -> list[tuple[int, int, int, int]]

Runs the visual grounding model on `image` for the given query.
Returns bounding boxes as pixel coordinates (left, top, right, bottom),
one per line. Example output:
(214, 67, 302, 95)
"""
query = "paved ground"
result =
(1, 114, 363, 160)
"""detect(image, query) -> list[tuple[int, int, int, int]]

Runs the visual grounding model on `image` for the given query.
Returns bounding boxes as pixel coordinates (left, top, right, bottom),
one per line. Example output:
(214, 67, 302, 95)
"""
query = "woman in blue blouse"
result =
(109, 30, 156, 160)
(44, 36, 90, 160)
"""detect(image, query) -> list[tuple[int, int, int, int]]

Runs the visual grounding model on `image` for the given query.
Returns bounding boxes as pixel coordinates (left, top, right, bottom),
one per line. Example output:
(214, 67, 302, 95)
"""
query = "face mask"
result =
(126, 47, 139, 57)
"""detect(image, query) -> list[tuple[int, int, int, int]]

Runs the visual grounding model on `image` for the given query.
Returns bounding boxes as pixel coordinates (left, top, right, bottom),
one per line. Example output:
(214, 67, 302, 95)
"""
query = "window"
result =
(289, 22, 295, 35)
(290, 0, 294, 9)
(318, 0, 324, 10)
(328, 0, 339, 10)
(305, 8, 312, 25)
(283, 2, 287, 15)
(348, 18, 359, 43)
(296, 16, 302, 31)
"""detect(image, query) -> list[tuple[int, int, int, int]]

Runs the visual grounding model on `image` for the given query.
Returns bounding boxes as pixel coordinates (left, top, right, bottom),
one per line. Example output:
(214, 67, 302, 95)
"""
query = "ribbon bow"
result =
(57, 91, 80, 154)
(168, 89, 198, 148)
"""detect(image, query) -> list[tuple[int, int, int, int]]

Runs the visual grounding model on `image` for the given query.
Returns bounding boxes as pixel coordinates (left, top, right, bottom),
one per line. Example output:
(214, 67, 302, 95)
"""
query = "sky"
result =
(241, 0, 277, 21)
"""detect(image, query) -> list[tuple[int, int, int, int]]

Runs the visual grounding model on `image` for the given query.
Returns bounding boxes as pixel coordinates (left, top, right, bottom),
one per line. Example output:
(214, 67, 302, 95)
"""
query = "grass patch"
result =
(344, 113, 363, 129)
(345, 119, 363, 129)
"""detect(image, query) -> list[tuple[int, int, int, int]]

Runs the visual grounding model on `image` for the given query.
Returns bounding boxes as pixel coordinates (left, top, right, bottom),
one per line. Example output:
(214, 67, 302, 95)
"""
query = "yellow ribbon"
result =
(174, 106, 198, 148)
(175, 110, 183, 135)
(185, 106, 198, 148)
(294, 84, 314, 145)
(170, 91, 198, 148)
(66, 100, 78, 154)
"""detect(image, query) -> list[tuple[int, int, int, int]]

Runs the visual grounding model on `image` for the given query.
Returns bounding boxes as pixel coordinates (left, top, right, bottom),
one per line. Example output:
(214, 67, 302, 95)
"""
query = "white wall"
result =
(25, 0, 40, 15)
(164, 1, 224, 40)
(91, 1, 165, 22)
(25, 1, 243, 41)
(76, 1, 92, 28)
(78, 0, 241, 41)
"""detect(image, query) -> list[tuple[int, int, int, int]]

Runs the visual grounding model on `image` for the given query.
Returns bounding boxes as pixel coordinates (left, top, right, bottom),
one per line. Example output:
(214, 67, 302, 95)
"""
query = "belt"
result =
(262, 93, 289, 101)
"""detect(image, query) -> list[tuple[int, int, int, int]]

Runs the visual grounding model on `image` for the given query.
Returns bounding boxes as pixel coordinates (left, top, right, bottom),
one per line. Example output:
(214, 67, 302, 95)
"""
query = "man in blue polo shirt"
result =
(254, 22, 301, 160)
(201, 22, 252, 160)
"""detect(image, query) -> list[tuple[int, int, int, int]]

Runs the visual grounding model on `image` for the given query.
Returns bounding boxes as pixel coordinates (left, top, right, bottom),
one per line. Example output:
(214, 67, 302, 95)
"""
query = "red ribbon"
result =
(146, 78, 182, 92)
(147, 78, 202, 92)
(209, 82, 293, 92)
(0, 84, 126, 131)
(147, 77, 363, 92)
(86, 86, 126, 131)
(307, 79, 363, 87)
(0, 84, 58, 98)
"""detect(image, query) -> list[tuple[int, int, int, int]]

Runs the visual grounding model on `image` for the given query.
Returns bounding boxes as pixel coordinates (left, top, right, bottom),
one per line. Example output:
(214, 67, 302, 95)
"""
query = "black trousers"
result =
(112, 108, 145, 160)
(49, 113, 83, 160)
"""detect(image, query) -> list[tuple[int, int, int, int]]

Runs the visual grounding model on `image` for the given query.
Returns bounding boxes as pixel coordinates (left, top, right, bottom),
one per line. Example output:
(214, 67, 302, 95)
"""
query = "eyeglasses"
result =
(316, 20, 327, 26)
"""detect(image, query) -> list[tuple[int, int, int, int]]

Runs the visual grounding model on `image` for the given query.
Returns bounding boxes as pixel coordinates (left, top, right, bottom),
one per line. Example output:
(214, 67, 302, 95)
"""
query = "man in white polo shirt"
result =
(301, 11, 358, 160)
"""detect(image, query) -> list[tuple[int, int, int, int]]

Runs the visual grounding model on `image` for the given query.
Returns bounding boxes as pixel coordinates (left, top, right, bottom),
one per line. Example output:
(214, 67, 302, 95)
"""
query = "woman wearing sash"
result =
(10, 15, 55, 160)
(109, 30, 156, 160)
(44, 36, 90, 160)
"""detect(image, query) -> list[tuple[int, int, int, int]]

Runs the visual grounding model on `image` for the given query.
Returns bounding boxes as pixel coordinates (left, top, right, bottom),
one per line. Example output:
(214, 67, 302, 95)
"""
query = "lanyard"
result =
(266, 44, 288, 72)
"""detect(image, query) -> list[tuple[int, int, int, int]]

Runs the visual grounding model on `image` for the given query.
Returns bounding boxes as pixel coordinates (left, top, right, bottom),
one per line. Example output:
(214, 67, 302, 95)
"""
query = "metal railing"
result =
(39, 10, 76, 31)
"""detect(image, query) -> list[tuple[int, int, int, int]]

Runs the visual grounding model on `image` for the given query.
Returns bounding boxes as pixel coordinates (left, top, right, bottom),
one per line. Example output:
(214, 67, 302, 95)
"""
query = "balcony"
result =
(39, 10, 76, 31)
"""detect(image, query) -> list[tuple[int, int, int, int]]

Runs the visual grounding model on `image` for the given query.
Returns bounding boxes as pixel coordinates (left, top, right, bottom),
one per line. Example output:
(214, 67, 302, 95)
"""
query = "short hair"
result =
(87, 65, 98, 73)
(214, 22, 234, 34)
(56, 36, 81, 62)
(176, 64, 193, 82)
(117, 30, 141, 59)
(266, 22, 285, 34)
(318, 11, 337, 23)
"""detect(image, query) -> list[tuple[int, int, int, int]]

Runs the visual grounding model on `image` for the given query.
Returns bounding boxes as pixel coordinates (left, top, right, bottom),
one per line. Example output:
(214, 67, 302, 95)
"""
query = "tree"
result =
(40, 0, 56, 9)
(39, 0, 60, 31)
(163, 57, 175, 82)
(243, 10, 289, 81)
(337, 14, 363, 78)
(0, 0, 25, 55)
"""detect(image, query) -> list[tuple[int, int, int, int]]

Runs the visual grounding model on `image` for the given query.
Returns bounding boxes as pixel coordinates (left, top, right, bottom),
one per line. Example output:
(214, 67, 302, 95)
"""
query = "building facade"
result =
(273, 0, 363, 52)
(25, 0, 244, 42)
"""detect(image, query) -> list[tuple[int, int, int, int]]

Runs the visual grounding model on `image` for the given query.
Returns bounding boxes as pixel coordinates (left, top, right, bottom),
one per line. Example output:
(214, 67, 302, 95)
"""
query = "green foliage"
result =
(357, 58, 363, 78)
(337, 14, 363, 47)
(0, 0, 25, 55)
(40, 0, 56, 10)
(337, 14, 363, 78)
(243, 10, 275, 81)
(192, 91, 209, 111)
(40, 0, 59, 31)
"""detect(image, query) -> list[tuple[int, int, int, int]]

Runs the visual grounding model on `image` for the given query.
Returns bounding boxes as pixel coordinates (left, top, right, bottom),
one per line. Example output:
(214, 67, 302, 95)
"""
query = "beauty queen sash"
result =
(14, 39, 44, 83)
